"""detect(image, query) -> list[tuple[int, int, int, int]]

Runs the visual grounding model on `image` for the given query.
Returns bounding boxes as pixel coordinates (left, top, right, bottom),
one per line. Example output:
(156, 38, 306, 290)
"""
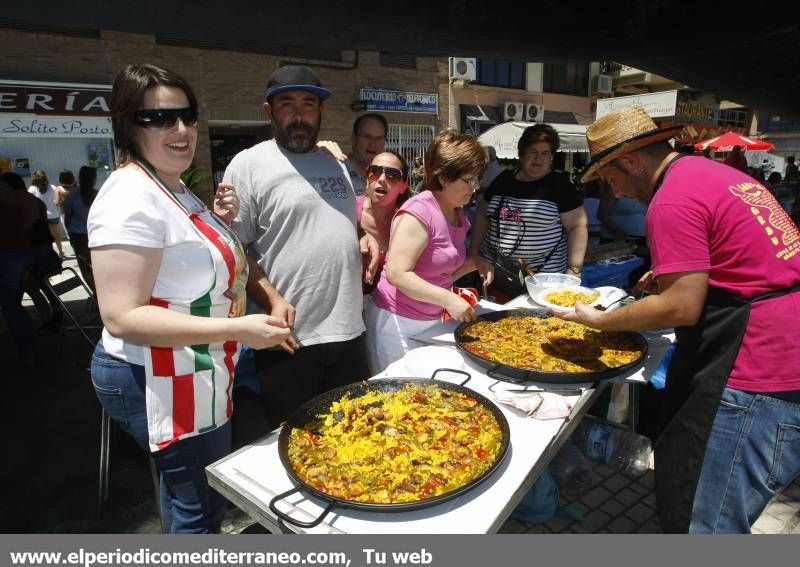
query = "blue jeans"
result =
(91, 342, 231, 533)
(690, 386, 800, 533)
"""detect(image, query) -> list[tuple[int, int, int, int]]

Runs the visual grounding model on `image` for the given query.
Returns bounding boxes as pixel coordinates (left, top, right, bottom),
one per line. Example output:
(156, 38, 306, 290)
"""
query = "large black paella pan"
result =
(270, 369, 511, 528)
(455, 309, 648, 385)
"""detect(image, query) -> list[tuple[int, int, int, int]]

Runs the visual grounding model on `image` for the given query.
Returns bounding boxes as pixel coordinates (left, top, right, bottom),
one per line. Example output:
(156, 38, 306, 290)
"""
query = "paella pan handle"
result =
(487, 365, 528, 384)
(430, 368, 472, 386)
(268, 486, 336, 529)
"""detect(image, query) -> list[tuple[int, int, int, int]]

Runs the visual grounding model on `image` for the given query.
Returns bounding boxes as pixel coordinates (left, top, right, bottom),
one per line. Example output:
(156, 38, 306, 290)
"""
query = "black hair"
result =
(78, 166, 97, 207)
(1, 171, 27, 192)
(110, 63, 198, 165)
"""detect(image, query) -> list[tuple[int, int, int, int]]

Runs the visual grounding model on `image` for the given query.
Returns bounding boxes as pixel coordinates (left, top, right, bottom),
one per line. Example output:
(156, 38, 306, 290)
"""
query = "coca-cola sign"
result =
(0, 83, 111, 116)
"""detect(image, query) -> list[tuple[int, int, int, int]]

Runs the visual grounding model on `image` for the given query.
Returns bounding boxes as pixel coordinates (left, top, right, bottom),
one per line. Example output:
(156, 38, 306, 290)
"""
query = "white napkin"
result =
(493, 391, 575, 420)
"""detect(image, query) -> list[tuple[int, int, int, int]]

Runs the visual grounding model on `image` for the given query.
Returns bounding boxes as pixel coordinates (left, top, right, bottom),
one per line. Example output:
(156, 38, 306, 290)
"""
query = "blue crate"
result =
(581, 257, 645, 289)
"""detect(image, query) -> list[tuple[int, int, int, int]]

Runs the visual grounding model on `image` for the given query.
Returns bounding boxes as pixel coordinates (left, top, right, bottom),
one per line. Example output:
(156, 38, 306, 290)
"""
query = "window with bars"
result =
(475, 59, 525, 89)
(717, 109, 747, 129)
(385, 124, 435, 185)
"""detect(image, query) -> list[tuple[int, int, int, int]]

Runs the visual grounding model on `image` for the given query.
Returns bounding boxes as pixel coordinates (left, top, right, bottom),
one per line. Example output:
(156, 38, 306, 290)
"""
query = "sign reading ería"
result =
(0, 81, 111, 116)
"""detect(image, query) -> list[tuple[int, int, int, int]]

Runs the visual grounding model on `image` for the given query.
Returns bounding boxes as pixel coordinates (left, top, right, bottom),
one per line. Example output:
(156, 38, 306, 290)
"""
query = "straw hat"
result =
(581, 106, 682, 183)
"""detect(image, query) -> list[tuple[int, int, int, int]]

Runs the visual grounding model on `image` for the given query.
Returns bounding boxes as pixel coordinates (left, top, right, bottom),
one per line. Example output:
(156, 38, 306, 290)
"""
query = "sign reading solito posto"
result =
(0, 81, 112, 138)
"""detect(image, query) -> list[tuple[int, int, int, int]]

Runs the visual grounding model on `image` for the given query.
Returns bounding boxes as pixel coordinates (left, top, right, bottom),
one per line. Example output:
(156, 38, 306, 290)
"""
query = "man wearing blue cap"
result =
(224, 65, 376, 432)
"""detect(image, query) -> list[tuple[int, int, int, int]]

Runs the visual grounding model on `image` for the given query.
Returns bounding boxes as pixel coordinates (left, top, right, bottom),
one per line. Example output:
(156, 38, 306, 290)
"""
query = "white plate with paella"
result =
(532, 285, 606, 313)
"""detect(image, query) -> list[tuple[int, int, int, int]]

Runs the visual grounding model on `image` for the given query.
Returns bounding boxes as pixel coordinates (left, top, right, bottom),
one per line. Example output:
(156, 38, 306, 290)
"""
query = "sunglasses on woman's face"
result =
(366, 164, 404, 183)
(134, 107, 199, 129)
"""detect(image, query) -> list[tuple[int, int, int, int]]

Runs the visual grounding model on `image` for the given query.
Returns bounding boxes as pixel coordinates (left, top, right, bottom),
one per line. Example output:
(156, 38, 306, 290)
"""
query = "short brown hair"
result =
(110, 64, 198, 165)
(31, 170, 49, 193)
(518, 123, 560, 156)
(424, 129, 488, 191)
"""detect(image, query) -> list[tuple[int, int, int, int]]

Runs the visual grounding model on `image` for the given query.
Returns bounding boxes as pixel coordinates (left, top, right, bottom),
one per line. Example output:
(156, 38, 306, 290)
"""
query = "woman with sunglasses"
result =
(357, 151, 413, 293)
(87, 64, 291, 533)
(365, 130, 493, 374)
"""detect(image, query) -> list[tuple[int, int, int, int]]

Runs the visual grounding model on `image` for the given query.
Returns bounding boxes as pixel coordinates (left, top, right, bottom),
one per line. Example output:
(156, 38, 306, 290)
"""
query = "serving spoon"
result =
(594, 295, 630, 312)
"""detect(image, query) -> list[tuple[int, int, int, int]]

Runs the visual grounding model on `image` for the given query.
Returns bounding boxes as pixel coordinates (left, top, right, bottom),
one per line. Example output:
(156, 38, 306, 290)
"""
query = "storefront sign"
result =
(359, 88, 438, 114)
(596, 90, 678, 119)
(674, 101, 715, 122)
(0, 114, 113, 138)
(0, 82, 111, 116)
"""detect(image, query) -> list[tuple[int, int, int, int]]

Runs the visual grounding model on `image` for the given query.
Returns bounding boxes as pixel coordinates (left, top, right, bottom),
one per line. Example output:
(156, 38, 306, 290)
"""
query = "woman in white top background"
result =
(28, 170, 65, 258)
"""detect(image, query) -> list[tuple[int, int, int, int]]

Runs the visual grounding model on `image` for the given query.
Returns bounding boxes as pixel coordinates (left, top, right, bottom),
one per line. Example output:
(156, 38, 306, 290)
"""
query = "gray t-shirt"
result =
(225, 140, 365, 346)
(344, 157, 366, 196)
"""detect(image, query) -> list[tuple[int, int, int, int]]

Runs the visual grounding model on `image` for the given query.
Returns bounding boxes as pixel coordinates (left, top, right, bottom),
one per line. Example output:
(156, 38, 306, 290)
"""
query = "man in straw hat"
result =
(561, 106, 800, 533)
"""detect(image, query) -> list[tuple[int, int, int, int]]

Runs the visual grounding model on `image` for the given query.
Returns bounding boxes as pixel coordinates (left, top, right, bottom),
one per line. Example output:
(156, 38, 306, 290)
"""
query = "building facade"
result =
(0, 28, 449, 199)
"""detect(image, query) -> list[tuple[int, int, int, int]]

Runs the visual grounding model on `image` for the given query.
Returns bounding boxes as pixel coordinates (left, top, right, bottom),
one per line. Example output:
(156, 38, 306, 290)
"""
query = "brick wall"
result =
(0, 29, 448, 200)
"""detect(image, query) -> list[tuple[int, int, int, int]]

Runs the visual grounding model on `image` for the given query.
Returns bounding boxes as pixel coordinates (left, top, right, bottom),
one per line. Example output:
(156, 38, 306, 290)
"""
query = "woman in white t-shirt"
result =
(88, 63, 292, 533)
(28, 170, 65, 258)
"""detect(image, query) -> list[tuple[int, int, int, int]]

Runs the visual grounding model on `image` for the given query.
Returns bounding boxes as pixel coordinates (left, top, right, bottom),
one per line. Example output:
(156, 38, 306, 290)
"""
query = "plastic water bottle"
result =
(574, 420, 652, 477)
(549, 439, 595, 500)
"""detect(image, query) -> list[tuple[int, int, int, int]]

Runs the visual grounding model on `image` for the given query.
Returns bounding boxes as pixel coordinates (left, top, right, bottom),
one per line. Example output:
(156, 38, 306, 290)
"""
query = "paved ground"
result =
(2, 243, 798, 534)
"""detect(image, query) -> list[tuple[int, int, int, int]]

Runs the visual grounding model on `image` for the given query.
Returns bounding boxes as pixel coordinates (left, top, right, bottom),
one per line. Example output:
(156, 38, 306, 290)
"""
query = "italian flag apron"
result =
(136, 161, 248, 451)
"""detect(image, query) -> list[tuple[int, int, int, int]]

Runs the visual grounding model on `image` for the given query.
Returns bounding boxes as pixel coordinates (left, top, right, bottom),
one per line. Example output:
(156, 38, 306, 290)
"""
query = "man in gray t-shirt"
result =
(225, 65, 376, 431)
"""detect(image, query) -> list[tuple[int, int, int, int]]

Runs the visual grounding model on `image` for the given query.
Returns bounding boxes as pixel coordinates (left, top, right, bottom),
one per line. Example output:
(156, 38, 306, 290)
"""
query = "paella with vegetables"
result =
(286, 383, 505, 504)
(460, 315, 643, 373)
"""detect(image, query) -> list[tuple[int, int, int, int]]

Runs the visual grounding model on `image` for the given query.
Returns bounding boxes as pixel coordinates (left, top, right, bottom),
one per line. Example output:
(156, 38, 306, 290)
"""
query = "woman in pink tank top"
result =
(365, 130, 494, 374)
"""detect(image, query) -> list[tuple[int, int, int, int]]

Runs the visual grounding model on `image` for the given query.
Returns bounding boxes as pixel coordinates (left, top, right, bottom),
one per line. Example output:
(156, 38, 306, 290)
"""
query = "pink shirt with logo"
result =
(372, 190, 470, 320)
(647, 157, 800, 392)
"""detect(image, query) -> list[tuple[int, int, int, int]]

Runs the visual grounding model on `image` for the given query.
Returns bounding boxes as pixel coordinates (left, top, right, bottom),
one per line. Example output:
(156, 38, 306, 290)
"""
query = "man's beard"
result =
(274, 121, 319, 153)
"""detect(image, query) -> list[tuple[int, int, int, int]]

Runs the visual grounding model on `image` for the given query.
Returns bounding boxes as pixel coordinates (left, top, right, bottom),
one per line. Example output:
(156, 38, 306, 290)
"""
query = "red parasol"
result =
(694, 131, 774, 152)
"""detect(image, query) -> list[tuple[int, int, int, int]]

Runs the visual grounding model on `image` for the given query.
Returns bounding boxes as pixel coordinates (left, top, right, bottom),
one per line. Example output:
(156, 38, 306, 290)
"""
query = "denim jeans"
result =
(91, 342, 231, 533)
(0, 251, 35, 355)
(690, 386, 800, 533)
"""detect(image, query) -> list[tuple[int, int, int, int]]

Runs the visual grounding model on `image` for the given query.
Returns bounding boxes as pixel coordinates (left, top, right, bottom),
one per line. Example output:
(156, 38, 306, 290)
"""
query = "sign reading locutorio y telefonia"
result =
(359, 88, 438, 114)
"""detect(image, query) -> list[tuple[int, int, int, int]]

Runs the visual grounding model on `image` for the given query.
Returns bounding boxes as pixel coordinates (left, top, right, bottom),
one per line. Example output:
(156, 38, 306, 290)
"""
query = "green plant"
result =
(180, 166, 210, 189)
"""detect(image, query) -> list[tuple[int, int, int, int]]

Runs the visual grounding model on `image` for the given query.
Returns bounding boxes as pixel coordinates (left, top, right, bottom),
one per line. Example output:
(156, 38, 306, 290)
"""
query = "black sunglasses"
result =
(134, 107, 198, 129)
(366, 165, 404, 182)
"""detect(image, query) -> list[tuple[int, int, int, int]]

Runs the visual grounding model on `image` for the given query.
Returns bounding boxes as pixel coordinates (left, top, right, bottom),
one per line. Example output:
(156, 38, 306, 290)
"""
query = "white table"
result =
(206, 298, 673, 534)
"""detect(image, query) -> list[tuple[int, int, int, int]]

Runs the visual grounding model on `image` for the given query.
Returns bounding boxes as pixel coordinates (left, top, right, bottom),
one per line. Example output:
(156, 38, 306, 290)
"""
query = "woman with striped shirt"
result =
(469, 124, 588, 296)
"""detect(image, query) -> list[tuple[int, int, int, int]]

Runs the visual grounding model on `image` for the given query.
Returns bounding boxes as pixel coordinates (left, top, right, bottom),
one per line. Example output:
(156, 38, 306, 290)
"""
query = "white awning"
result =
(478, 121, 588, 158)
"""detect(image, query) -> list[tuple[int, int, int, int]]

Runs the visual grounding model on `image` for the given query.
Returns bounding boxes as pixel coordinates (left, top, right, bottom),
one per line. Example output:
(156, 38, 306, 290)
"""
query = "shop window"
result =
(379, 53, 417, 70)
(542, 62, 590, 96)
(717, 109, 747, 129)
(476, 59, 525, 89)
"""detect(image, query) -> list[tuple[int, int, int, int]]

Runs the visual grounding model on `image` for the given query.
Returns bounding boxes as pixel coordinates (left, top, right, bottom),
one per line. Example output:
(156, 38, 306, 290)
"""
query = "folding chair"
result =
(41, 266, 101, 355)
(42, 267, 162, 526)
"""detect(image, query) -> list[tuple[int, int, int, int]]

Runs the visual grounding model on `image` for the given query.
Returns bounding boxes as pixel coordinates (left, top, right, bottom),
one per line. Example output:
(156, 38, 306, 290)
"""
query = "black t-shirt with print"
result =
(480, 169, 583, 272)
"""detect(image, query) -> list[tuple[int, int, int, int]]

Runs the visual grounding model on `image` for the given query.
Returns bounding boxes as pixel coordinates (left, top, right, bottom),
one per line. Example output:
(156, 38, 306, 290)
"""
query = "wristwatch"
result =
(567, 266, 582, 275)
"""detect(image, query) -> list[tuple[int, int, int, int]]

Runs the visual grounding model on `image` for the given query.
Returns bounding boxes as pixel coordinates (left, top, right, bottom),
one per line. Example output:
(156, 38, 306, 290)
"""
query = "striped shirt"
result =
(481, 170, 582, 273)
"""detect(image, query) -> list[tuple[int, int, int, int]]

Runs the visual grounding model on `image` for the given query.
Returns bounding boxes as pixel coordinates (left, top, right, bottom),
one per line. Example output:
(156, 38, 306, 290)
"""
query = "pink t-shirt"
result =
(647, 156, 800, 392)
(372, 190, 470, 320)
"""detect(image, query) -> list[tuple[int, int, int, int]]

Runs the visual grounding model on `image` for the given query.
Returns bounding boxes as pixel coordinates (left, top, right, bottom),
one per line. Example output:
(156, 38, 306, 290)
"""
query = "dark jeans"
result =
(252, 333, 370, 432)
(0, 251, 35, 355)
(91, 341, 231, 533)
(68, 232, 95, 292)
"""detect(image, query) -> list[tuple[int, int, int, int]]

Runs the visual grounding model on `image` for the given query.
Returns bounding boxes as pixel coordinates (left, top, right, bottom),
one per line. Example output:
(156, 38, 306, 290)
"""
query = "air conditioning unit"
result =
(500, 102, 524, 122)
(595, 74, 613, 94)
(524, 103, 545, 122)
(449, 57, 477, 81)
